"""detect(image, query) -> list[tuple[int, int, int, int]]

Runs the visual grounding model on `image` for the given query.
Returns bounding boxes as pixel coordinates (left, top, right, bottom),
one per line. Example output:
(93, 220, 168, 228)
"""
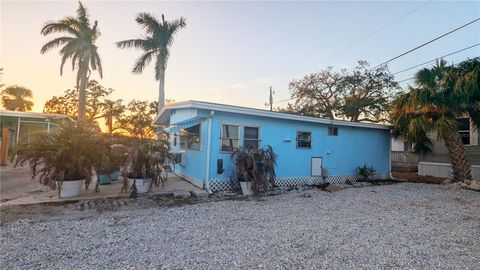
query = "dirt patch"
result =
(393, 171, 445, 184)
(0, 194, 203, 225)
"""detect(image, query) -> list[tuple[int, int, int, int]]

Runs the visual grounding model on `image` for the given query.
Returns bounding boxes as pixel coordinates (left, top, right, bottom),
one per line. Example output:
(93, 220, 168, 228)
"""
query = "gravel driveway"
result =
(1, 183, 479, 269)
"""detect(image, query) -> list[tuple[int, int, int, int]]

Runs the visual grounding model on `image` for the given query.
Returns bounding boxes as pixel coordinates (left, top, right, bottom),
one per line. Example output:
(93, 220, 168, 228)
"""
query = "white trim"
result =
(155, 100, 390, 130)
(296, 130, 312, 149)
(0, 110, 71, 120)
(220, 123, 240, 153)
(204, 111, 214, 192)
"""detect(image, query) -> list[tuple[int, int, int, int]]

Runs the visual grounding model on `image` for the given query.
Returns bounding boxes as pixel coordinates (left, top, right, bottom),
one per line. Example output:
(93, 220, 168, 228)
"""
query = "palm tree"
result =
(117, 13, 186, 113)
(102, 99, 126, 134)
(391, 58, 480, 181)
(40, 1, 102, 123)
(1, 85, 34, 111)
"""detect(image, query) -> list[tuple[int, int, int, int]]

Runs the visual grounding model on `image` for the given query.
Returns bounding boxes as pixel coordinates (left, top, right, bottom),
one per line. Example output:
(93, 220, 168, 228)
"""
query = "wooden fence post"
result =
(1, 128, 10, 166)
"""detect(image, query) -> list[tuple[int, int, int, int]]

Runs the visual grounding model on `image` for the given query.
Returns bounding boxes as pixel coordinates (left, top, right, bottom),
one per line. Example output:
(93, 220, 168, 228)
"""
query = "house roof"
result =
(155, 100, 391, 130)
(0, 110, 72, 120)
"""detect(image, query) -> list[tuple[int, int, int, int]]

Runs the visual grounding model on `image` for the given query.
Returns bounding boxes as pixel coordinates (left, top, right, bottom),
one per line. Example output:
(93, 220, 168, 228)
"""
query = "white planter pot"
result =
(240, 181, 254, 196)
(58, 179, 84, 198)
(127, 178, 152, 194)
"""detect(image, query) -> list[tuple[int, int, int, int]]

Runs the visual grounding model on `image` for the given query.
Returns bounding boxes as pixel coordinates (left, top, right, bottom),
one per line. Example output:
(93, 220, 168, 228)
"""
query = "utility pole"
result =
(267, 86, 274, 111)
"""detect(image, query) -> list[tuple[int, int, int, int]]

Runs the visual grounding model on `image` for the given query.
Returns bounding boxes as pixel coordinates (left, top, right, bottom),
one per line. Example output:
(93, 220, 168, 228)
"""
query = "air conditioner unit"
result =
(173, 151, 186, 167)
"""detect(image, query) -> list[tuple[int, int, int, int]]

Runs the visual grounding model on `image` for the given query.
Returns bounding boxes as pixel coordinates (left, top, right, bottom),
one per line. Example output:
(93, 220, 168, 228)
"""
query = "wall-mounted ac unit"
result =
(173, 151, 186, 167)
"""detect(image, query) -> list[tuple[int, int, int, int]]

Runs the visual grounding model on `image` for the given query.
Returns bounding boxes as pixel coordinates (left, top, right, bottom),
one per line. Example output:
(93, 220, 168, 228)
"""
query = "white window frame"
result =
(457, 117, 472, 146)
(243, 125, 260, 149)
(296, 131, 312, 149)
(179, 123, 202, 151)
(220, 123, 240, 153)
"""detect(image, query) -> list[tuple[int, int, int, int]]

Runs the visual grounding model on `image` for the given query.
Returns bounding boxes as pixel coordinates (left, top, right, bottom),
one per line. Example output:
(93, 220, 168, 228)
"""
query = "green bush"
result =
(356, 164, 376, 182)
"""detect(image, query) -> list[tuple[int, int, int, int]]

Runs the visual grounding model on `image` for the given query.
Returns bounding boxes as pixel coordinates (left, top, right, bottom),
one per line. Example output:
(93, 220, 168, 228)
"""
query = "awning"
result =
(162, 120, 202, 134)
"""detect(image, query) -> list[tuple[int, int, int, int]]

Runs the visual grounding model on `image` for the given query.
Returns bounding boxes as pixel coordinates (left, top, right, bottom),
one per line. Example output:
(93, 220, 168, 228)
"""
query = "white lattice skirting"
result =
(209, 173, 390, 192)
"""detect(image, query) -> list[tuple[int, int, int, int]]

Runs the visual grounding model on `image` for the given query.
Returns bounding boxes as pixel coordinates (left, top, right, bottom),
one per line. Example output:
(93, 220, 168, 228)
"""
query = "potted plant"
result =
(96, 154, 114, 185)
(231, 145, 277, 195)
(12, 123, 101, 198)
(122, 137, 175, 196)
(109, 141, 127, 181)
(94, 137, 127, 185)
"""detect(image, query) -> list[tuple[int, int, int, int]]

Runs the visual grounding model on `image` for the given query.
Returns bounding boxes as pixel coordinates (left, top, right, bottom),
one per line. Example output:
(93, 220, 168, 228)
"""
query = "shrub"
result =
(356, 164, 376, 181)
(12, 123, 102, 193)
(231, 145, 277, 194)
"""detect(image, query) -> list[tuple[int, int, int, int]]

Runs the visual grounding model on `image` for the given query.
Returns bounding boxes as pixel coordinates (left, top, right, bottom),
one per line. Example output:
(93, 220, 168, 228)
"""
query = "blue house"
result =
(155, 101, 391, 192)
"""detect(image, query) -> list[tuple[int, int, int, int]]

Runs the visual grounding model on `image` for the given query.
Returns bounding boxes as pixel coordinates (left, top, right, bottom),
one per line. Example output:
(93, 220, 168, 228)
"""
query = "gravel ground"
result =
(1, 183, 479, 270)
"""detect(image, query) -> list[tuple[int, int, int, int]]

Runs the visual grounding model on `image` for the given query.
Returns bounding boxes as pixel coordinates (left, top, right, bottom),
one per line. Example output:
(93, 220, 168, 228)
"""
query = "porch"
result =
(0, 165, 207, 206)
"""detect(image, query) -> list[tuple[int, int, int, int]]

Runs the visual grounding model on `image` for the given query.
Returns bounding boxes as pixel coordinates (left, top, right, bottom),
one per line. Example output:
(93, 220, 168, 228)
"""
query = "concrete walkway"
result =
(0, 165, 207, 206)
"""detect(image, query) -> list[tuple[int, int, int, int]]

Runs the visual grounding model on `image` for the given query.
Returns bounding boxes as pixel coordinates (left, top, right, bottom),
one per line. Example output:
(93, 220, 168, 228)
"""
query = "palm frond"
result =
(166, 17, 186, 46)
(133, 51, 154, 74)
(40, 37, 74, 54)
(434, 117, 458, 140)
(93, 49, 103, 78)
(41, 22, 80, 36)
(116, 38, 152, 49)
(76, 1, 90, 27)
(135, 12, 160, 35)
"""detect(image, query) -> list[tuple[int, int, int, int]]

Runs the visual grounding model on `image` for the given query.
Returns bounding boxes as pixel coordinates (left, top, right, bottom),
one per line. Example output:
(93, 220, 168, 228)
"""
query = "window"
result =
(244, 127, 259, 149)
(179, 124, 201, 150)
(297, 131, 312, 148)
(221, 124, 239, 152)
(328, 126, 338, 136)
(457, 118, 470, 145)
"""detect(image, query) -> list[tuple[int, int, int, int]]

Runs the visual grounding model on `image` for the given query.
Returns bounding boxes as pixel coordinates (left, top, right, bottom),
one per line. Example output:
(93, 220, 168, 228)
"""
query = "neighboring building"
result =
(391, 138, 418, 172)
(0, 110, 72, 151)
(418, 117, 480, 180)
(155, 101, 391, 192)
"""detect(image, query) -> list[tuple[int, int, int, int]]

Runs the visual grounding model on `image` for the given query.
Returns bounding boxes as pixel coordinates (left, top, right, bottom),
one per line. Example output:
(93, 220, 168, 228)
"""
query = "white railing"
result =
(391, 151, 418, 164)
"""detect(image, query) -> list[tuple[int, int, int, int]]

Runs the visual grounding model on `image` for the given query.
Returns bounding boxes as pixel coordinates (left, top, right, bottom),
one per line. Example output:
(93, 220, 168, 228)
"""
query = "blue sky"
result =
(1, 0, 479, 111)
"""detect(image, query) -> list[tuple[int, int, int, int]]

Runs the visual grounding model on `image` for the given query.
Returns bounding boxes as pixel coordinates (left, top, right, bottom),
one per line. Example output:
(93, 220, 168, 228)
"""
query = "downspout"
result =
(388, 131, 398, 181)
(204, 111, 214, 193)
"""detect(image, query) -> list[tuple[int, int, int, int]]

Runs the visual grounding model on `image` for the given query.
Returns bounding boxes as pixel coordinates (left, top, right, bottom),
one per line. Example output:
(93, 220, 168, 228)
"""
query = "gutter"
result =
(204, 111, 214, 193)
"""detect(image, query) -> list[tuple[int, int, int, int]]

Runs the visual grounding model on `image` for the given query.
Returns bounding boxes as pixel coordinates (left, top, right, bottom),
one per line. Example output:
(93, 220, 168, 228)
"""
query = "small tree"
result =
(116, 100, 158, 138)
(283, 60, 399, 123)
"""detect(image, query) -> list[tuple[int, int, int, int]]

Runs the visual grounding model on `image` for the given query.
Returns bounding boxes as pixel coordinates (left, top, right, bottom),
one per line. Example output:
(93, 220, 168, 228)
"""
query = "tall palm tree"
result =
(40, 1, 102, 123)
(1, 85, 34, 111)
(117, 13, 186, 113)
(391, 58, 480, 181)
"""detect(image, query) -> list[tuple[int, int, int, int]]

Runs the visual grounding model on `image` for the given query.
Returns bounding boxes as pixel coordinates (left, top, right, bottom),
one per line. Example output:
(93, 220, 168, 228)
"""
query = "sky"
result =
(1, 0, 479, 113)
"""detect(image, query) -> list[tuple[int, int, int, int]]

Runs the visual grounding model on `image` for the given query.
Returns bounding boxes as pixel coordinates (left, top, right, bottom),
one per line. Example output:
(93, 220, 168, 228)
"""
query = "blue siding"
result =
(171, 117, 208, 187)
(208, 111, 390, 181)
(168, 107, 390, 188)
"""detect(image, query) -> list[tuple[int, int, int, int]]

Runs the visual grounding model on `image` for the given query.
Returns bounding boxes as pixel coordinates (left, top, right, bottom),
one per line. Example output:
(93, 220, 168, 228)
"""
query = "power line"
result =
(392, 43, 480, 75)
(275, 43, 480, 103)
(398, 77, 415, 83)
(374, 17, 480, 68)
(299, 0, 432, 75)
